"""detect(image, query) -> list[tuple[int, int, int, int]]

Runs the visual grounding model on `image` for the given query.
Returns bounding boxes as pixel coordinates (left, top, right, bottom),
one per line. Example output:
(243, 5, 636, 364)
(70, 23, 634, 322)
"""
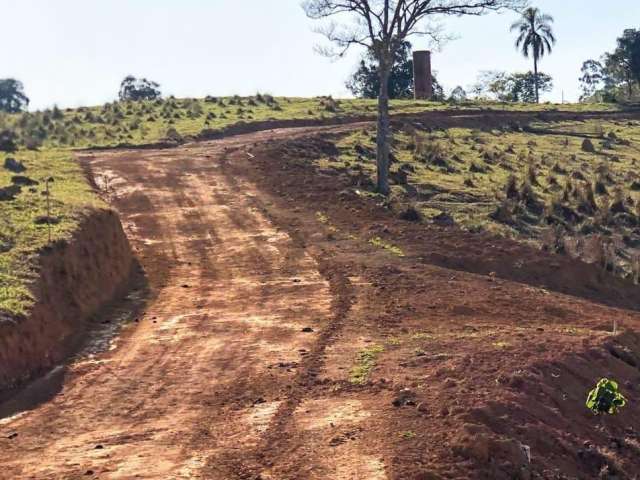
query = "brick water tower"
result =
(413, 50, 433, 100)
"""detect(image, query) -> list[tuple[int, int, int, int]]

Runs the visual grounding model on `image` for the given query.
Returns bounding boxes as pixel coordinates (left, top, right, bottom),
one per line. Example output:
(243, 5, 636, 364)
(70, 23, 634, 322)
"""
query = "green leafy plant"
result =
(586, 378, 627, 415)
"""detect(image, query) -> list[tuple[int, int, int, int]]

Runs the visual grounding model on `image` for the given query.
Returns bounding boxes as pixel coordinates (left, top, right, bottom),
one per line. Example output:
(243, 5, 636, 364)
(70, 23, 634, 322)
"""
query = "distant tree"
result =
(510, 71, 553, 102)
(448, 86, 467, 103)
(347, 41, 414, 99)
(118, 76, 161, 102)
(52, 105, 65, 120)
(0, 79, 29, 113)
(579, 59, 606, 101)
(304, 0, 527, 195)
(470, 70, 552, 102)
(347, 41, 444, 100)
(579, 29, 640, 102)
(470, 71, 513, 101)
(609, 29, 640, 97)
(431, 78, 445, 102)
(511, 7, 556, 103)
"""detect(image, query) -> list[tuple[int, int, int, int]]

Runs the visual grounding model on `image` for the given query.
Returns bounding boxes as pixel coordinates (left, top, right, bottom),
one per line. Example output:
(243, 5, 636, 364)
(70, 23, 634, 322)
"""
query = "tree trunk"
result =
(376, 63, 391, 195)
(534, 56, 539, 103)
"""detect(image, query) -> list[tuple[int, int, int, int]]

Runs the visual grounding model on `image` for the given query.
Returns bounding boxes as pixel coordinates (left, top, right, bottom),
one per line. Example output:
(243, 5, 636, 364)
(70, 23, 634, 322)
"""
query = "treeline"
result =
(580, 28, 640, 103)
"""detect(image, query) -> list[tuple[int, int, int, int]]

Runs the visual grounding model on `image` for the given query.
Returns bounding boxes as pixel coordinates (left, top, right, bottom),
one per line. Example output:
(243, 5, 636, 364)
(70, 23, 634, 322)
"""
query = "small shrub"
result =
(581, 138, 596, 153)
(415, 138, 448, 166)
(594, 177, 608, 195)
(577, 183, 597, 214)
(23, 135, 43, 150)
(552, 162, 567, 175)
(491, 198, 517, 224)
(470, 162, 489, 173)
(319, 96, 340, 113)
(399, 205, 422, 222)
(0, 129, 18, 152)
(526, 164, 538, 185)
(164, 127, 183, 143)
(586, 378, 627, 415)
(504, 175, 519, 199)
(3, 157, 25, 173)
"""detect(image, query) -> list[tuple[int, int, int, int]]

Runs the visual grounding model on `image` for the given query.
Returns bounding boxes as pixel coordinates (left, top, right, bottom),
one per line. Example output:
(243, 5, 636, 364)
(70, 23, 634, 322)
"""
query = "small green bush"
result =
(586, 378, 627, 415)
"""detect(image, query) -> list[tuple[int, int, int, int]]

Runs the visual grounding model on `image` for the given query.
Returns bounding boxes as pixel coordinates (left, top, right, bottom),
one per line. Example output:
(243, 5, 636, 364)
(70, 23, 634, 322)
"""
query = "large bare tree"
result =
(303, 0, 527, 195)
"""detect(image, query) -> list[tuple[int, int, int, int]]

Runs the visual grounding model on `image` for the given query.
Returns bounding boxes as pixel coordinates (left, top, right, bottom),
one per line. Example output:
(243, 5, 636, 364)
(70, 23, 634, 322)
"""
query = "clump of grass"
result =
(316, 211, 329, 224)
(411, 332, 434, 341)
(319, 96, 340, 113)
(349, 345, 384, 384)
(369, 236, 405, 256)
(415, 138, 449, 168)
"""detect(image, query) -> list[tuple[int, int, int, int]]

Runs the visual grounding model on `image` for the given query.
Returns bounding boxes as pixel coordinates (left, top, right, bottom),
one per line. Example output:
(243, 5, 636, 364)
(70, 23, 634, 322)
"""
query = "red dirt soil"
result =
(1, 114, 640, 479)
(0, 209, 132, 391)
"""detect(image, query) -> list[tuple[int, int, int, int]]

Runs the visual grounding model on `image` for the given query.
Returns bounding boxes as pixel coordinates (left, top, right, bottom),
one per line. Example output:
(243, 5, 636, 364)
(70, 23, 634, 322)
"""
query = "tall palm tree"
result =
(511, 7, 556, 103)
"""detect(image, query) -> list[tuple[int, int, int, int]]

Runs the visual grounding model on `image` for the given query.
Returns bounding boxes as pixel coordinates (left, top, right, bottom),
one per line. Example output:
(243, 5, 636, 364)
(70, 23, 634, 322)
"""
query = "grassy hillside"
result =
(0, 96, 623, 150)
(0, 96, 631, 316)
(313, 116, 640, 280)
(0, 150, 103, 315)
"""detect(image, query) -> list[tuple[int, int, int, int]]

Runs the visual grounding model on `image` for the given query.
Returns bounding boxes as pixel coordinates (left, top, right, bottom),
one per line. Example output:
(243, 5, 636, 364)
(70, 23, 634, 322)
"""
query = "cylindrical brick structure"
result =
(413, 50, 433, 100)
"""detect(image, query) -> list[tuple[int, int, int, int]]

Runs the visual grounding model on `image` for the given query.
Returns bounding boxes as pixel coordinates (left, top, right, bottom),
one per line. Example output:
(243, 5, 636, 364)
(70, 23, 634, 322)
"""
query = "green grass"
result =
(0, 96, 626, 151)
(1, 149, 103, 315)
(349, 344, 385, 384)
(311, 116, 640, 279)
(369, 236, 405, 257)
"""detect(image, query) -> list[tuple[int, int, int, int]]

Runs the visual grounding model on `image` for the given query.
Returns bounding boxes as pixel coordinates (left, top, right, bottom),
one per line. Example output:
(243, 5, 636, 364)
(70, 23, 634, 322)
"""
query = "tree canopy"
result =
(118, 76, 162, 102)
(346, 41, 444, 100)
(580, 29, 640, 102)
(470, 70, 553, 103)
(510, 7, 555, 103)
(303, 0, 526, 195)
(0, 79, 29, 113)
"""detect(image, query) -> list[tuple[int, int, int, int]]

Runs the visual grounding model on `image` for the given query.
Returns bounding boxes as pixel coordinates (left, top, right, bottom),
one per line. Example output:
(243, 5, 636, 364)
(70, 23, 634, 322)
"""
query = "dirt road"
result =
(2, 118, 640, 479)
(0, 126, 393, 479)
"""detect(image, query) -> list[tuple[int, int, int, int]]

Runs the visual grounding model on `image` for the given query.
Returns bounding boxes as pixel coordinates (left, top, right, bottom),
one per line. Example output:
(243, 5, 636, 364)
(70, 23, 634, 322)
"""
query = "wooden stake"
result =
(45, 177, 52, 244)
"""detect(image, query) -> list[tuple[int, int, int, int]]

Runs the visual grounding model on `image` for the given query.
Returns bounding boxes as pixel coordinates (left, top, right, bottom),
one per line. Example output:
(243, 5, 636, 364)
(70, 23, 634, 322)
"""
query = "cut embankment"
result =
(0, 209, 133, 391)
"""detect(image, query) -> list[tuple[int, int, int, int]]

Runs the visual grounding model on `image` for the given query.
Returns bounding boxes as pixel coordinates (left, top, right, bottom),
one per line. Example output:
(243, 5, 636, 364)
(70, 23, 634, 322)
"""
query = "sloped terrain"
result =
(0, 112, 639, 479)
(0, 209, 133, 391)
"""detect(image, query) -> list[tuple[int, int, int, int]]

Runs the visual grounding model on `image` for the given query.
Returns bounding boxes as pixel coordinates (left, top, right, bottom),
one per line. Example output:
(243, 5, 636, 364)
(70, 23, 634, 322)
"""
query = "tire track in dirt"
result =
(0, 126, 382, 479)
(195, 150, 394, 480)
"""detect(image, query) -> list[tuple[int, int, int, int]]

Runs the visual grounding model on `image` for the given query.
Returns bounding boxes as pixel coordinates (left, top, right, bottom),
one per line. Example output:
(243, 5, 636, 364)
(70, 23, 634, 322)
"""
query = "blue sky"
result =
(2, 0, 638, 109)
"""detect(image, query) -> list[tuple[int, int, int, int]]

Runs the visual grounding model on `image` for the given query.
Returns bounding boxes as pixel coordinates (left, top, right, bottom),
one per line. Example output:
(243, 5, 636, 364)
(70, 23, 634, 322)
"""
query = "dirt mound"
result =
(0, 209, 133, 391)
(448, 331, 640, 479)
